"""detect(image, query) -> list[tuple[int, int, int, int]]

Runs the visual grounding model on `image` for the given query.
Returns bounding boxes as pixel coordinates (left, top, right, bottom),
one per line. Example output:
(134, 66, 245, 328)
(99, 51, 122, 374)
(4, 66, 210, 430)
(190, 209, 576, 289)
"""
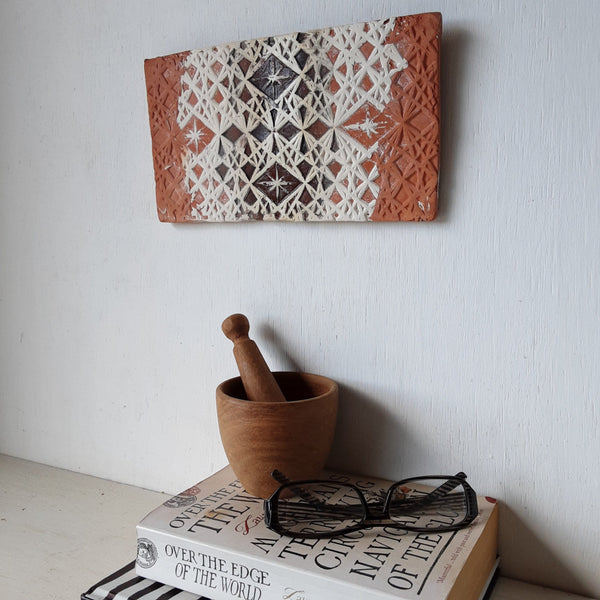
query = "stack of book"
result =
(82, 465, 499, 600)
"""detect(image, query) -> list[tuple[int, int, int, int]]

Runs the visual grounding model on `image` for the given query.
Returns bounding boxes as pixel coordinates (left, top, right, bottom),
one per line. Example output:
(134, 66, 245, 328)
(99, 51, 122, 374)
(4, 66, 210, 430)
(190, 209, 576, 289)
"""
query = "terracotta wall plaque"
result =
(144, 12, 441, 222)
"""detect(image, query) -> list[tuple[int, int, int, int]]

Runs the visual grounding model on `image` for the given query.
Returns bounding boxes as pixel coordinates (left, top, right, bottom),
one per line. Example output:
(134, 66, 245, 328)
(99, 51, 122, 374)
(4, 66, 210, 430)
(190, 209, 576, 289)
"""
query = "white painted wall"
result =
(1, 0, 598, 596)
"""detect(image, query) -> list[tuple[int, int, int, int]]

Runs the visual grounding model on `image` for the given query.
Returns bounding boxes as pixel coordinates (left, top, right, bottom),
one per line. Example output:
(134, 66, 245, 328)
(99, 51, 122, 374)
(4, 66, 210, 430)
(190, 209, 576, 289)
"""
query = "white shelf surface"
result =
(0, 454, 594, 600)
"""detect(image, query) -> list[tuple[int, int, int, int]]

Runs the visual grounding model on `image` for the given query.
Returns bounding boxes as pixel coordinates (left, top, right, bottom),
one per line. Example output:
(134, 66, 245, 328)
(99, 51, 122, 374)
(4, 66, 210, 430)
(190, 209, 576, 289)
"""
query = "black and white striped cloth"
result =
(81, 562, 208, 600)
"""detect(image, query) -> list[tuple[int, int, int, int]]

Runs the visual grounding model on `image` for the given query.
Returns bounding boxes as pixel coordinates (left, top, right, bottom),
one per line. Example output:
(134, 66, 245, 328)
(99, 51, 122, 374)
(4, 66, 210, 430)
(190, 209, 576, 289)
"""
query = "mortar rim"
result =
(216, 371, 338, 405)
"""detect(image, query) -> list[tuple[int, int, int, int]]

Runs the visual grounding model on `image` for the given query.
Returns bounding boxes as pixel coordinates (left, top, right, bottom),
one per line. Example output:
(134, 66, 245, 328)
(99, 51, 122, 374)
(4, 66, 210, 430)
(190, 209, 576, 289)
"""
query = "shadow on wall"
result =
(259, 323, 425, 478)
(328, 385, 595, 597)
(326, 383, 402, 476)
(499, 505, 594, 598)
(325, 383, 429, 480)
(438, 25, 473, 222)
(260, 324, 305, 373)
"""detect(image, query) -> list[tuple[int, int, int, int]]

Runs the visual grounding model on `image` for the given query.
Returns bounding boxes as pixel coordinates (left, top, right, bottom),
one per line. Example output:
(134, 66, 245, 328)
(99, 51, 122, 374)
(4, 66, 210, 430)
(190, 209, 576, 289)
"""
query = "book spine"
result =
(136, 526, 396, 600)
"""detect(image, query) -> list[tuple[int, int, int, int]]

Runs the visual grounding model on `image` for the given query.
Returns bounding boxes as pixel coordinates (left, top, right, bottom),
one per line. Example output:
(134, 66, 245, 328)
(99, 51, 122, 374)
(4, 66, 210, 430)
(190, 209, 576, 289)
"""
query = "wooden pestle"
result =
(222, 314, 287, 403)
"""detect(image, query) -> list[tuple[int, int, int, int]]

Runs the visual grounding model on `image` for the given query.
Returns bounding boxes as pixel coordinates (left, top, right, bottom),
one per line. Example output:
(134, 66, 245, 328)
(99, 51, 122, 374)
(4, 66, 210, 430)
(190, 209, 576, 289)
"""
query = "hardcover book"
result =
(144, 13, 441, 223)
(83, 560, 499, 600)
(135, 466, 498, 600)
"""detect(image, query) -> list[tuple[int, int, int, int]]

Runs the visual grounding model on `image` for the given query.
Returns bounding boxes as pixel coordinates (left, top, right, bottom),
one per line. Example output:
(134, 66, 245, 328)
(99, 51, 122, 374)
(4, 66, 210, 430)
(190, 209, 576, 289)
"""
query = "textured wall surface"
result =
(1, 1, 598, 596)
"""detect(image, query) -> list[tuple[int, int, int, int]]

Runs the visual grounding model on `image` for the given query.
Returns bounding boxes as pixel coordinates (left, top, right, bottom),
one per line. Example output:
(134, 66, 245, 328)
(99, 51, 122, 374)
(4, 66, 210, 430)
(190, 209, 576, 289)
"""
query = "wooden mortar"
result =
(216, 371, 338, 499)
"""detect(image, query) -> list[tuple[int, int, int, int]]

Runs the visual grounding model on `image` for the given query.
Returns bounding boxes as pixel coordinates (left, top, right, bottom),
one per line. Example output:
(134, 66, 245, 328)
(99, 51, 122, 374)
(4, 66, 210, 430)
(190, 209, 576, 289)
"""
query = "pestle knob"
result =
(222, 314, 286, 403)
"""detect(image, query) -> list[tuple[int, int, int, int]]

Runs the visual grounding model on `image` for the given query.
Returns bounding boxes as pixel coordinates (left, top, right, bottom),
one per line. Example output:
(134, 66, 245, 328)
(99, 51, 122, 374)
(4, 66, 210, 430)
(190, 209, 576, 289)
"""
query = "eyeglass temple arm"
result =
(271, 470, 323, 505)
(390, 473, 469, 511)
(428, 472, 467, 499)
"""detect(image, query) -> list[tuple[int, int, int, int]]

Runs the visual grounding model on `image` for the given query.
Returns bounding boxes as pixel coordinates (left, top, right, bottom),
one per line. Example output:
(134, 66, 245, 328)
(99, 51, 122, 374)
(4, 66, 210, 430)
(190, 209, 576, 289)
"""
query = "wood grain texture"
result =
(216, 372, 338, 498)
(222, 313, 287, 403)
(0, 1, 599, 596)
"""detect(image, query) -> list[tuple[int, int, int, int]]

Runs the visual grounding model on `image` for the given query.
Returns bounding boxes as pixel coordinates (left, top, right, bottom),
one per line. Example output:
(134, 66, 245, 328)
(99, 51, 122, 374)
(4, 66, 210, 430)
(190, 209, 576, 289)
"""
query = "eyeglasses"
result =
(264, 470, 478, 539)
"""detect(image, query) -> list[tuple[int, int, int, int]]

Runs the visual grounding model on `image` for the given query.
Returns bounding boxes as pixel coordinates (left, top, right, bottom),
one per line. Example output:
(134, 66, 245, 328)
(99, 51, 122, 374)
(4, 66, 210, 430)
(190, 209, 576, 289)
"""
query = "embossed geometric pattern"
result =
(144, 13, 441, 222)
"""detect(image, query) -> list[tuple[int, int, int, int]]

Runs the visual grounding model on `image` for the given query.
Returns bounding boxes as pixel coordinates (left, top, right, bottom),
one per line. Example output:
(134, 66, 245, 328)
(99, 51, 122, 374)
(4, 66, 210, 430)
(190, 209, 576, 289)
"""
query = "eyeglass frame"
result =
(264, 472, 479, 539)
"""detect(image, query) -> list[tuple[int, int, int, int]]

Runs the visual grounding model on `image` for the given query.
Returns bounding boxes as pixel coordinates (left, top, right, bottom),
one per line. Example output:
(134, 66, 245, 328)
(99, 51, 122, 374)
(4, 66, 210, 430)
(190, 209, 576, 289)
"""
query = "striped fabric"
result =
(81, 562, 207, 600)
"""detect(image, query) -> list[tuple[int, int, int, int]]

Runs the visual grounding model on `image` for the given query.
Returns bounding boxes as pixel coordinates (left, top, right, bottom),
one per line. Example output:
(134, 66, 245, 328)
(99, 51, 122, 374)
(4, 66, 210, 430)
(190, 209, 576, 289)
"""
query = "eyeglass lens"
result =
(276, 481, 365, 536)
(388, 478, 469, 528)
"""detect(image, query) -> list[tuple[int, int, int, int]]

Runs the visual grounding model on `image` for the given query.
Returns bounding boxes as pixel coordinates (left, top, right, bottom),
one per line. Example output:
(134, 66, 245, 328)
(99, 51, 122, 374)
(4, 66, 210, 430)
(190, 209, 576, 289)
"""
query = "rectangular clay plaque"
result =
(144, 12, 441, 222)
